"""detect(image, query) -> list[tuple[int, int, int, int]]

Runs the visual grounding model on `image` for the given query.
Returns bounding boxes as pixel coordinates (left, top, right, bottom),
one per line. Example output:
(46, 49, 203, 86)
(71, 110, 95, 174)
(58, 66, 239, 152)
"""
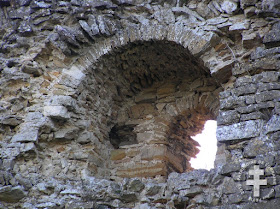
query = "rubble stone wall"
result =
(1, 0, 280, 208)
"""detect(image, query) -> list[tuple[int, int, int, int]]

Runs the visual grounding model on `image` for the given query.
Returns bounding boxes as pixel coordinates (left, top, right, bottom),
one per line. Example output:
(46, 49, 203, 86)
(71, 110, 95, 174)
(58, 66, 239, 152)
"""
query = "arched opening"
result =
(76, 40, 222, 179)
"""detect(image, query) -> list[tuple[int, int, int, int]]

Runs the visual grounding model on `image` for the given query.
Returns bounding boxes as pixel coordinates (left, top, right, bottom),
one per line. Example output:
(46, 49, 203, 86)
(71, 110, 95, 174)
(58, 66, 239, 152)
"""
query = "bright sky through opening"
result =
(190, 120, 217, 170)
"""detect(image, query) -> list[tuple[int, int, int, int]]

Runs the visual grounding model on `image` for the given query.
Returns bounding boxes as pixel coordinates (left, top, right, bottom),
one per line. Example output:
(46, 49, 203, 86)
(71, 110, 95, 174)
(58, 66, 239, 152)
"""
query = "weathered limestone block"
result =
(11, 125, 39, 143)
(236, 101, 274, 114)
(211, 60, 234, 84)
(220, 95, 246, 110)
(256, 90, 280, 103)
(44, 105, 70, 120)
(220, 162, 241, 175)
(217, 120, 264, 142)
(0, 186, 26, 203)
(242, 31, 259, 48)
(266, 115, 280, 134)
(221, 0, 237, 14)
(55, 25, 80, 47)
(258, 83, 280, 92)
(128, 179, 145, 193)
(116, 161, 166, 178)
(140, 145, 166, 161)
(144, 183, 162, 196)
(263, 31, 280, 45)
(129, 104, 157, 119)
(135, 91, 156, 103)
(157, 84, 175, 99)
(243, 138, 269, 157)
(217, 110, 240, 125)
(220, 177, 239, 194)
(59, 66, 85, 88)
(253, 71, 280, 83)
(251, 47, 280, 60)
(172, 6, 205, 21)
(179, 186, 203, 197)
(229, 20, 250, 31)
(240, 112, 263, 121)
(19, 142, 36, 154)
(240, 0, 257, 9)
(46, 95, 77, 111)
(21, 61, 42, 77)
(0, 115, 23, 126)
(111, 149, 126, 161)
(233, 84, 257, 96)
(188, 31, 220, 56)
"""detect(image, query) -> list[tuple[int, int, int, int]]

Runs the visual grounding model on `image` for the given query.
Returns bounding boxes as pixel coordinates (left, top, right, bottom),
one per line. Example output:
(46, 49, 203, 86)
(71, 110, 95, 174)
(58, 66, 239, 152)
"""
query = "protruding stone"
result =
(0, 186, 26, 203)
(217, 120, 264, 142)
(229, 21, 250, 31)
(47, 95, 77, 111)
(0, 115, 23, 126)
(43, 105, 70, 120)
(221, 0, 238, 14)
(60, 66, 86, 88)
(11, 126, 39, 143)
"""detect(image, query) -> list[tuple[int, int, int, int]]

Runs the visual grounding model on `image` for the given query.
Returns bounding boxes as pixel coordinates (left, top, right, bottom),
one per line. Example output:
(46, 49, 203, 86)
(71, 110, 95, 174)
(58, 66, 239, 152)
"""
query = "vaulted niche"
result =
(86, 40, 222, 178)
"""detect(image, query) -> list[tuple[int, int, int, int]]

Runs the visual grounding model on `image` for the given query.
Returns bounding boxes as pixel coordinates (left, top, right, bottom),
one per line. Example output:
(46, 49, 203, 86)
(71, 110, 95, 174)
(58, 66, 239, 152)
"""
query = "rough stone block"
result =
(140, 145, 166, 161)
(0, 115, 23, 126)
(220, 162, 241, 175)
(59, 66, 85, 88)
(242, 32, 258, 48)
(111, 149, 126, 161)
(11, 126, 39, 143)
(240, 112, 263, 121)
(220, 96, 245, 110)
(47, 95, 77, 111)
(0, 186, 26, 203)
(256, 90, 280, 103)
(179, 186, 203, 197)
(253, 71, 280, 83)
(217, 120, 264, 142)
(229, 21, 250, 31)
(251, 47, 280, 60)
(221, 177, 240, 194)
(54, 126, 79, 141)
(258, 83, 280, 92)
(266, 115, 280, 134)
(136, 132, 154, 143)
(221, 0, 238, 14)
(240, 0, 257, 9)
(263, 31, 280, 45)
(188, 32, 220, 56)
(129, 104, 156, 119)
(217, 110, 240, 125)
(212, 60, 234, 84)
(135, 92, 156, 103)
(44, 105, 70, 120)
(233, 84, 257, 96)
(116, 162, 166, 178)
(243, 138, 268, 157)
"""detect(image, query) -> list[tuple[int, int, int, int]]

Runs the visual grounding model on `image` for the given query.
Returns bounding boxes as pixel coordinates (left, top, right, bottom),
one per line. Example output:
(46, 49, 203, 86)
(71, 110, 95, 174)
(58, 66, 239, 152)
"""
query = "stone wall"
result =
(1, 0, 280, 208)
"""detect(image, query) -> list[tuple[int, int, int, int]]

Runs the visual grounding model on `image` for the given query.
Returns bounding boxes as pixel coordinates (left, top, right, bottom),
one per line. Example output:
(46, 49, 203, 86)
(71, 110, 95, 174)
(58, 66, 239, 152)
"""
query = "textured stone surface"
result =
(217, 120, 264, 142)
(0, 186, 26, 203)
(0, 0, 280, 208)
(43, 105, 69, 120)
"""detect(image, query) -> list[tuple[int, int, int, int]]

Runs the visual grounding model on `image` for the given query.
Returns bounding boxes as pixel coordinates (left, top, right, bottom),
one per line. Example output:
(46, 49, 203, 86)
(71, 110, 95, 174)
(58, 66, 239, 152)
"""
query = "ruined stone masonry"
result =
(1, 0, 280, 208)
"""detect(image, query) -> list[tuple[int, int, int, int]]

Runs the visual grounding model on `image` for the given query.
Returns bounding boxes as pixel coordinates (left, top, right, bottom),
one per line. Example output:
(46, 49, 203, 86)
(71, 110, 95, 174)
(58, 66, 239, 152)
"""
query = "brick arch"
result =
(62, 21, 232, 89)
